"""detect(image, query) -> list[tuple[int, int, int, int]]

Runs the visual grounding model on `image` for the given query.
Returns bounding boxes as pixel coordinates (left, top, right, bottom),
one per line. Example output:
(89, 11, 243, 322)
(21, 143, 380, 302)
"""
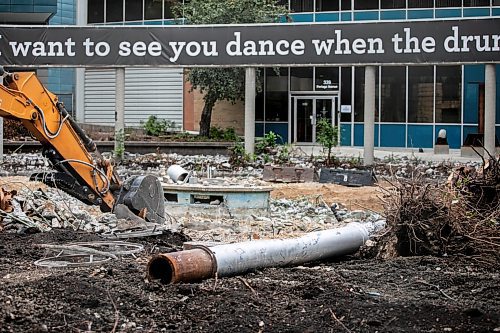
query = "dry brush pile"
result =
(373, 156, 499, 265)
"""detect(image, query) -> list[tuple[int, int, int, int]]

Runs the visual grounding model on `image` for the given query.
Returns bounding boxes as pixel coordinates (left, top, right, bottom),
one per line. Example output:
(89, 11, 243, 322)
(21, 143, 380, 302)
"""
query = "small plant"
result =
(316, 118, 338, 166)
(114, 128, 125, 161)
(229, 141, 251, 166)
(209, 126, 239, 141)
(277, 144, 292, 164)
(143, 115, 177, 136)
(255, 131, 282, 155)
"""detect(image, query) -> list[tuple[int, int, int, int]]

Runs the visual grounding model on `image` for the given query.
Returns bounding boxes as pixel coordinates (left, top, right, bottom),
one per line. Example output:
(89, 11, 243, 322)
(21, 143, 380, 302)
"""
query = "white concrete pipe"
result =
(167, 165, 189, 183)
(148, 222, 371, 284)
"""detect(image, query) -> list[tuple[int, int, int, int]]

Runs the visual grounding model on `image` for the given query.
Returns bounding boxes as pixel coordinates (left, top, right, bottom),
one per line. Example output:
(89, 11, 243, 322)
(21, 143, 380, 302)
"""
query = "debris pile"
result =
(373, 156, 499, 265)
(0, 185, 170, 236)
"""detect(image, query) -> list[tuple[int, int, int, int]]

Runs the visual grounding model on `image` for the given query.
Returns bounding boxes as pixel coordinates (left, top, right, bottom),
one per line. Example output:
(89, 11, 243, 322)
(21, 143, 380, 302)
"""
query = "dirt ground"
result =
(270, 182, 387, 213)
(0, 178, 499, 332)
(0, 230, 498, 333)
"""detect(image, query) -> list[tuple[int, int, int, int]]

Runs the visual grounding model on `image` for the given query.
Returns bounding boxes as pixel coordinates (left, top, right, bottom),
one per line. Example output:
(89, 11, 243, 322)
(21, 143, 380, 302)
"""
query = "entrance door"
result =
(294, 96, 337, 143)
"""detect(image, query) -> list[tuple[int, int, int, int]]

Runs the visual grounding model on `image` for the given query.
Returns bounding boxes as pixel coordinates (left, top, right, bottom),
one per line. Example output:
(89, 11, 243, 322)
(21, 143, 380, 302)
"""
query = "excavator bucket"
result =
(114, 175, 166, 224)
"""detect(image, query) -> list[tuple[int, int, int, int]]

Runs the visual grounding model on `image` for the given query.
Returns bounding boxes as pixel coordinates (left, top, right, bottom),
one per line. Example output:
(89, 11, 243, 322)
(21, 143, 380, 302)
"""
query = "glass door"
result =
(294, 96, 337, 143)
(295, 98, 314, 142)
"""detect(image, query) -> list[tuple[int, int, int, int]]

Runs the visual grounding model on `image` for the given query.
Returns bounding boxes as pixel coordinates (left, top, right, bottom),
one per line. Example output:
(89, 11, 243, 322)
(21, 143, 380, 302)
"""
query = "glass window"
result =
(265, 68, 289, 122)
(145, 0, 162, 20)
(291, 67, 313, 91)
(317, 0, 340, 11)
(354, 66, 380, 122)
(315, 67, 339, 91)
(494, 0, 500, 5)
(408, 66, 434, 123)
(256, 72, 265, 121)
(381, 0, 406, 9)
(341, 0, 352, 10)
(291, 0, 314, 12)
(436, 0, 462, 7)
(354, 0, 379, 10)
(408, 0, 434, 8)
(340, 67, 352, 122)
(106, 0, 124, 22)
(276, 0, 289, 8)
(381, 66, 405, 123)
(436, 66, 461, 123)
(125, 0, 143, 21)
(463, 0, 490, 6)
(88, 0, 104, 23)
(164, 0, 177, 19)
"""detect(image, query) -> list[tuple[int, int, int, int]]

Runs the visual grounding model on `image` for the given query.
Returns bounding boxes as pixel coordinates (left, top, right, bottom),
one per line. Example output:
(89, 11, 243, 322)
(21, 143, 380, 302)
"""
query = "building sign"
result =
(315, 79, 338, 91)
(0, 18, 498, 67)
(340, 105, 352, 113)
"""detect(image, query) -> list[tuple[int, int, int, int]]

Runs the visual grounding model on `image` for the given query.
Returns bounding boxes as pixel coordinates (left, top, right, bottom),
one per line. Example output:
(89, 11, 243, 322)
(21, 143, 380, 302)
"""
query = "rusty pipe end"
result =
(147, 248, 215, 284)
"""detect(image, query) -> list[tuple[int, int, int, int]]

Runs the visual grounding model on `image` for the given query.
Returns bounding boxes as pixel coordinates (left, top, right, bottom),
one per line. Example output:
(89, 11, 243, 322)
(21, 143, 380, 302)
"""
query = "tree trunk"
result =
(199, 93, 217, 137)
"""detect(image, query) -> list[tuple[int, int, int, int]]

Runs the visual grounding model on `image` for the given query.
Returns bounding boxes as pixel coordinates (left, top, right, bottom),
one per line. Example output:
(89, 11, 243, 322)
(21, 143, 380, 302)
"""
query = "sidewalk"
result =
(293, 145, 484, 163)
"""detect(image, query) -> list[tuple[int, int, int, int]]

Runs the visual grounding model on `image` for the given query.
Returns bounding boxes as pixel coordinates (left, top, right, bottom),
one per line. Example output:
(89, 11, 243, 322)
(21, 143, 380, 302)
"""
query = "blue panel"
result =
(340, 123, 351, 146)
(380, 10, 405, 20)
(340, 12, 352, 21)
(380, 124, 405, 147)
(497, 126, 500, 142)
(264, 123, 288, 143)
(163, 19, 178, 25)
(289, 13, 314, 22)
(0, 5, 10, 11)
(354, 11, 378, 21)
(463, 65, 484, 124)
(463, 126, 478, 142)
(354, 124, 363, 146)
(435, 8, 461, 18)
(255, 122, 264, 138)
(407, 125, 433, 149)
(463, 8, 489, 17)
(435, 125, 461, 148)
(144, 20, 162, 25)
(315, 12, 339, 22)
(0, 0, 10, 4)
(124, 21, 142, 25)
(464, 83, 479, 124)
(11, 4, 33, 12)
(407, 9, 433, 19)
(34, 4, 57, 12)
(353, 124, 378, 147)
(493, 8, 500, 16)
(13, 0, 33, 5)
(33, 0, 56, 5)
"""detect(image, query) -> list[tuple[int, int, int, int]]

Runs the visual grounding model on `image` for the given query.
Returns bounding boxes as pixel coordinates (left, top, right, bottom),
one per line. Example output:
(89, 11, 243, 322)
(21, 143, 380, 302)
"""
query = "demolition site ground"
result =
(0, 228, 498, 333)
(0, 149, 499, 332)
(0, 176, 498, 333)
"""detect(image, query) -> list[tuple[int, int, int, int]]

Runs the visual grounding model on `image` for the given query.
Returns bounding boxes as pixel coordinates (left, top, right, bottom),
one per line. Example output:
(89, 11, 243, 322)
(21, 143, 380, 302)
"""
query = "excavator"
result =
(0, 66, 165, 225)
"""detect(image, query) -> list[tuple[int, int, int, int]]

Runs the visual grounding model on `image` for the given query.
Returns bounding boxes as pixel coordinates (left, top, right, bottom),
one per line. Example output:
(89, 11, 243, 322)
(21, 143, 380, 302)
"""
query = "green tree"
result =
(174, 0, 288, 137)
(316, 118, 338, 166)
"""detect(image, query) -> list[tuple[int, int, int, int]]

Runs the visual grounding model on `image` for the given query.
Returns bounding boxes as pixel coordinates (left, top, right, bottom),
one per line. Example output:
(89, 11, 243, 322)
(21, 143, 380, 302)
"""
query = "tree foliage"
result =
(174, 0, 288, 137)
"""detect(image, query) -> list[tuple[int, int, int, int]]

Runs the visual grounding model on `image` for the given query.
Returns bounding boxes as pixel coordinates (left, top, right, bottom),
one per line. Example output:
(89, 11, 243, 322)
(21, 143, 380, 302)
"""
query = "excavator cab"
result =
(0, 66, 165, 225)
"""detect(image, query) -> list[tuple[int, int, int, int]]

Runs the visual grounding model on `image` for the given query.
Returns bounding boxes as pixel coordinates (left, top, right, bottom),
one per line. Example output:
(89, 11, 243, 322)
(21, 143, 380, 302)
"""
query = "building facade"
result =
(72, 1, 500, 148)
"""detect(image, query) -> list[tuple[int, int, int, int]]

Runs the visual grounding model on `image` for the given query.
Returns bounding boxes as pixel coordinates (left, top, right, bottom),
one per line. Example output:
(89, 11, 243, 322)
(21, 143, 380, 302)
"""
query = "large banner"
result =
(0, 18, 498, 67)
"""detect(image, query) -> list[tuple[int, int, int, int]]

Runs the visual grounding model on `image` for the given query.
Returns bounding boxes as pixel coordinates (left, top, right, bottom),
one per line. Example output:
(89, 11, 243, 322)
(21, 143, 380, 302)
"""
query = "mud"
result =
(0, 229, 498, 332)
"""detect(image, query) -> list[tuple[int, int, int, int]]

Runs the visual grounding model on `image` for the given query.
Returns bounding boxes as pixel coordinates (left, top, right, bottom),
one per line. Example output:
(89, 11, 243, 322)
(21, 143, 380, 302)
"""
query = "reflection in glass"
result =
(408, 66, 434, 123)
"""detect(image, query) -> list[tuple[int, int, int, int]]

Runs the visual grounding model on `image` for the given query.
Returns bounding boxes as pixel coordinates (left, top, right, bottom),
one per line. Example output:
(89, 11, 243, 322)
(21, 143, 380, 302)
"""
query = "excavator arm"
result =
(0, 67, 165, 224)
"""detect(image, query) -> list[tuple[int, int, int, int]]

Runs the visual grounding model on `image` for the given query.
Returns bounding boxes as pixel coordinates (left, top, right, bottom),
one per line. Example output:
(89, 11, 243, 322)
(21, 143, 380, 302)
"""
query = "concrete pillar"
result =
(75, 0, 87, 123)
(115, 68, 125, 158)
(363, 66, 376, 166)
(484, 64, 496, 157)
(245, 67, 256, 155)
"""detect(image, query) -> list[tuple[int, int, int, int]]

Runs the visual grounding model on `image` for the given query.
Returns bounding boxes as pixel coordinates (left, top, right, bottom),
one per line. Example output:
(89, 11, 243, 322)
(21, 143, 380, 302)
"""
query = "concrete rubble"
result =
(0, 150, 476, 242)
